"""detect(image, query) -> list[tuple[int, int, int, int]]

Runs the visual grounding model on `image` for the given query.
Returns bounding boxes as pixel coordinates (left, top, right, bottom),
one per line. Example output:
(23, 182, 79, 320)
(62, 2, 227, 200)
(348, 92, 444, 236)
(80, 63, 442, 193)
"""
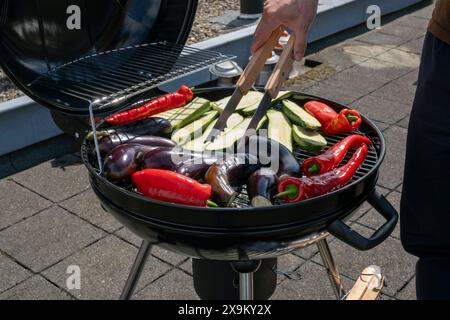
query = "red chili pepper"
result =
(132, 169, 214, 207)
(106, 85, 193, 125)
(304, 101, 362, 135)
(302, 134, 372, 176)
(275, 144, 369, 203)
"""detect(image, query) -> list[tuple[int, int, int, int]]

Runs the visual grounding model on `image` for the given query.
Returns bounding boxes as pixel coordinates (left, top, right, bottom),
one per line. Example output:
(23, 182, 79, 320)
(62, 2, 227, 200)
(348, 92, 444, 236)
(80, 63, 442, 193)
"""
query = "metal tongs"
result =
(204, 27, 296, 143)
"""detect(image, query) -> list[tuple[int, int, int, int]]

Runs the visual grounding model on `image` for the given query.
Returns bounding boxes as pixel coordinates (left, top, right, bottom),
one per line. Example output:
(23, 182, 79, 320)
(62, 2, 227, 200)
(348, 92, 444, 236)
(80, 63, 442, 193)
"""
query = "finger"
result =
(292, 25, 309, 61)
(251, 18, 278, 54)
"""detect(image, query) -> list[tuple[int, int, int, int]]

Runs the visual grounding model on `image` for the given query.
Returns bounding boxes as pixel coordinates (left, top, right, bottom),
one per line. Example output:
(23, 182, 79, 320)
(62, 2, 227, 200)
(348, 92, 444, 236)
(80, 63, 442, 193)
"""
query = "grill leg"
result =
(120, 240, 152, 300)
(231, 261, 261, 301)
(317, 239, 346, 299)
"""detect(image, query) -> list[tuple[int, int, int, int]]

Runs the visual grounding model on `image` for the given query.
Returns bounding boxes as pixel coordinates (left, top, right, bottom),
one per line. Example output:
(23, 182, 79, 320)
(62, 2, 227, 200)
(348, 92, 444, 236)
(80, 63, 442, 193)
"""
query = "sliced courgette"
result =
(282, 100, 321, 130)
(292, 125, 327, 152)
(182, 119, 218, 151)
(168, 98, 211, 130)
(171, 111, 218, 145)
(213, 91, 264, 113)
(267, 110, 293, 152)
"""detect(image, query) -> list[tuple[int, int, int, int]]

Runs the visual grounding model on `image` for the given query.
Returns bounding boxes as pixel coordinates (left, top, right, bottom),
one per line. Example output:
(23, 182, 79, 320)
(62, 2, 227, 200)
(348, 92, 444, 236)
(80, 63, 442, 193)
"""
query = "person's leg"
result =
(401, 32, 450, 299)
(416, 257, 450, 300)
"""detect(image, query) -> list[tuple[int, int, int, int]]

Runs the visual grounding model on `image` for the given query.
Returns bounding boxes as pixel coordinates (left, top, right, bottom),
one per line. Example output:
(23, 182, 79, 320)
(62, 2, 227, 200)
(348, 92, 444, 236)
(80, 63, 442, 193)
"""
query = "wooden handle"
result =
(236, 27, 283, 95)
(265, 34, 295, 98)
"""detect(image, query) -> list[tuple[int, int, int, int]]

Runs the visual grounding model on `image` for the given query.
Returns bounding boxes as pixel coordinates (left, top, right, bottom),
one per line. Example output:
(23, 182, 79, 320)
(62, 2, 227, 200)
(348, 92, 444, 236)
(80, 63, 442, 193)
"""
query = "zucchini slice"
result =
(171, 111, 218, 145)
(292, 125, 327, 152)
(182, 119, 218, 151)
(282, 100, 321, 130)
(213, 91, 264, 113)
(267, 110, 293, 152)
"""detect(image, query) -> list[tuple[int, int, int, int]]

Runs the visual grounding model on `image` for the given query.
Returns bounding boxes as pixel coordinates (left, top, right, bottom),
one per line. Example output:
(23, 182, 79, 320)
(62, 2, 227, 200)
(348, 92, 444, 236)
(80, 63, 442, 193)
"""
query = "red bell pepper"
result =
(106, 85, 193, 125)
(302, 134, 372, 176)
(304, 101, 362, 135)
(275, 144, 368, 203)
(132, 169, 215, 207)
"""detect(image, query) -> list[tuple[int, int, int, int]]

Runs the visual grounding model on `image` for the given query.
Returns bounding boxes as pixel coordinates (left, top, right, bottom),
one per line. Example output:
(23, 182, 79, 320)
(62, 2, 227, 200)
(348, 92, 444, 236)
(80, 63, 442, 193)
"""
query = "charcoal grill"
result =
(0, 0, 398, 300)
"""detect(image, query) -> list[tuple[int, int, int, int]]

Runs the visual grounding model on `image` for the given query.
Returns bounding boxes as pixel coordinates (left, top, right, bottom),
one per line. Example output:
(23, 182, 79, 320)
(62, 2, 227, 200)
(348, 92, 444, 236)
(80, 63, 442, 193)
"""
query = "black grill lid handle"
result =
(328, 189, 398, 251)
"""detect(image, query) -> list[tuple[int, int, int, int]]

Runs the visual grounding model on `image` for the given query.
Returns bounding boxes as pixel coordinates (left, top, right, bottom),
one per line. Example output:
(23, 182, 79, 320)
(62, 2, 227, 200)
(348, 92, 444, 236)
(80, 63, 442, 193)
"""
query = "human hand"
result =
(251, 0, 319, 61)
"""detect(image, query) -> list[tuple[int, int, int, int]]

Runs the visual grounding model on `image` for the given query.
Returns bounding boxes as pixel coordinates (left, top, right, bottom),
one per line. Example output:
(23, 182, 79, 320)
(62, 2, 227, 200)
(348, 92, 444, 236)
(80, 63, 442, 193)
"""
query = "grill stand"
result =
(231, 261, 262, 300)
(317, 239, 346, 299)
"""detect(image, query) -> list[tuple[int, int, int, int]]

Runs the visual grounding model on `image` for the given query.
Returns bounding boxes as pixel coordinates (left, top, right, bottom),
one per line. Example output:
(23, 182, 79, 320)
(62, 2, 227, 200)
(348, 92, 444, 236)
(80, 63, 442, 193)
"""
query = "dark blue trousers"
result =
(401, 32, 450, 299)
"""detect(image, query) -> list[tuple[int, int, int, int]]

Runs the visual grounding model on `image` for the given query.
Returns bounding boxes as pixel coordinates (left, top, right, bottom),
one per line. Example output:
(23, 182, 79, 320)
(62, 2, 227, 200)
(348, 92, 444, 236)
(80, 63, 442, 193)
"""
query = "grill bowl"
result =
(82, 87, 388, 259)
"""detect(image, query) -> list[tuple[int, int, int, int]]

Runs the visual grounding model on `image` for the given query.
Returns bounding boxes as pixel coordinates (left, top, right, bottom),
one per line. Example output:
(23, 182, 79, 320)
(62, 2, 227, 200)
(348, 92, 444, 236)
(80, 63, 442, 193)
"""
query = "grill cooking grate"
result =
(28, 42, 234, 111)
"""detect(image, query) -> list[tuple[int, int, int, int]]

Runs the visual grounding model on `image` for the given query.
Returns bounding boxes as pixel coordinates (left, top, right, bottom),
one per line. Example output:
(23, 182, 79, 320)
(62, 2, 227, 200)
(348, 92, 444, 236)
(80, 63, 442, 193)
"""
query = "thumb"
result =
(292, 25, 309, 61)
(251, 18, 278, 54)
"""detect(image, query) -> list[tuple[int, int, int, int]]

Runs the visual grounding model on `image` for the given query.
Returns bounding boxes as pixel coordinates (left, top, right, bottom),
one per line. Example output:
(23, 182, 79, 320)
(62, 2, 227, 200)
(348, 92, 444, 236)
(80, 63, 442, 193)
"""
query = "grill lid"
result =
(0, 0, 221, 115)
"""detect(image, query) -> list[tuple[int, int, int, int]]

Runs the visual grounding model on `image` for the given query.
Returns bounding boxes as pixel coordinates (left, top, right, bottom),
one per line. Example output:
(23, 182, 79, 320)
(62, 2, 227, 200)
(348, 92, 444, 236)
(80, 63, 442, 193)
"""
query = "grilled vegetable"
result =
(89, 130, 176, 157)
(205, 116, 267, 151)
(247, 135, 300, 178)
(302, 134, 372, 176)
(275, 144, 369, 202)
(240, 91, 293, 115)
(183, 119, 218, 152)
(304, 101, 362, 135)
(171, 111, 218, 145)
(292, 125, 327, 153)
(132, 169, 214, 207)
(205, 154, 261, 207)
(267, 110, 293, 152)
(104, 143, 154, 183)
(247, 168, 278, 207)
(106, 86, 193, 125)
(173, 98, 211, 130)
(214, 91, 263, 113)
(282, 100, 321, 130)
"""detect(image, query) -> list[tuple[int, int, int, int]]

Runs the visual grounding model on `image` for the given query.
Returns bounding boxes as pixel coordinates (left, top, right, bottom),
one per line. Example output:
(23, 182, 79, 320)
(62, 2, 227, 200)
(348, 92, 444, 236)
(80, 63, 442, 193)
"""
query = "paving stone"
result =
(42, 235, 171, 300)
(371, 121, 390, 132)
(283, 75, 318, 91)
(60, 189, 122, 233)
(378, 24, 426, 41)
(312, 224, 417, 297)
(134, 269, 198, 300)
(12, 154, 89, 203)
(0, 252, 32, 293)
(0, 179, 51, 230)
(351, 94, 412, 125)
(411, 4, 435, 19)
(349, 186, 391, 222)
(356, 31, 407, 46)
(397, 115, 410, 129)
(306, 82, 364, 106)
(377, 49, 421, 68)
(0, 206, 105, 272)
(389, 14, 430, 30)
(357, 191, 401, 239)
(371, 73, 417, 108)
(114, 228, 187, 266)
(178, 259, 193, 275)
(271, 261, 353, 300)
(293, 243, 320, 260)
(341, 40, 395, 58)
(0, 275, 72, 300)
(398, 36, 425, 54)
(396, 277, 416, 300)
(308, 46, 368, 71)
(377, 126, 408, 190)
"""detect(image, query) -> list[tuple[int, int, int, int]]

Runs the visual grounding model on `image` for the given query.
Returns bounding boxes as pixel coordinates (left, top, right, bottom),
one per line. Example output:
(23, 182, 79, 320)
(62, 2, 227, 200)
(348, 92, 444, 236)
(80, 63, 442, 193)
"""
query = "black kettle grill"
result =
(0, 0, 398, 300)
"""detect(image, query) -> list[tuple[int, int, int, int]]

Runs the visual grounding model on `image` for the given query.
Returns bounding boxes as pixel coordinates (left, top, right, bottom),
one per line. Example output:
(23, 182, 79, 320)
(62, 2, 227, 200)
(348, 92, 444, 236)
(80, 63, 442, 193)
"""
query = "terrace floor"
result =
(0, 2, 435, 300)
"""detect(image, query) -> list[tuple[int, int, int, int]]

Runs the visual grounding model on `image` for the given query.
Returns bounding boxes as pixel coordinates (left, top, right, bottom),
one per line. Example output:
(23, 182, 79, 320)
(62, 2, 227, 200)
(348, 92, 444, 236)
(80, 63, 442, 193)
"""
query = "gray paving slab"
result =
(376, 49, 421, 68)
(378, 24, 426, 41)
(397, 115, 410, 129)
(355, 30, 407, 46)
(396, 277, 416, 300)
(0, 178, 51, 230)
(340, 40, 395, 58)
(305, 82, 364, 106)
(178, 259, 193, 275)
(371, 121, 390, 132)
(349, 186, 392, 222)
(271, 260, 353, 300)
(307, 44, 369, 71)
(0, 252, 32, 293)
(398, 36, 425, 54)
(377, 125, 408, 190)
(389, 13, 430, 30)
(60, 189, 122, 233)
(0, 275, 72, 300)
(42, 235, 172, 300)
(351, 93, 412, 125)
(312, 224, 417, 297)
(357, 191, 401, 239)
(12, 154, 89, 203)
(411, 3, 434, 19)
(114, 228, 187, 266)
(371, 77, 417, 107)
(134, 269, 198, 300)
(0, 206, 105, 272)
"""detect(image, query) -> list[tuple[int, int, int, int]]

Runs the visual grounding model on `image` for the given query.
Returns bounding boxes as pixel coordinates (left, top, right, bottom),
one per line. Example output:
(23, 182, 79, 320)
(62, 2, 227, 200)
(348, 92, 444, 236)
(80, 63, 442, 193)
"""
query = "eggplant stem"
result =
(206, 200, 219, 208)
(86, 130, 110, 141)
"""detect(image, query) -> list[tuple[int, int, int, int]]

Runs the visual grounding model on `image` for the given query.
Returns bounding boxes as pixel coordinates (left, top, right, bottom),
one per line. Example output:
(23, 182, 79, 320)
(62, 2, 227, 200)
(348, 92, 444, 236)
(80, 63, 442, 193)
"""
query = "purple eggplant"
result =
(103, 143, 155, 183)
(113, 117, 172, 137)
(247, 135, 300, 178)
(247, 168, 278, 207)
(205, 154, 261, 207)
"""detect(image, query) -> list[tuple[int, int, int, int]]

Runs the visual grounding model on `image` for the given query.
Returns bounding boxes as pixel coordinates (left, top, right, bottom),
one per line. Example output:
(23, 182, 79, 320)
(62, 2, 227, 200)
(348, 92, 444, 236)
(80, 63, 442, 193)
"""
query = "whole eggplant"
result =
(142, 147, 220, 177)
(247, 135, 300, 178)
(247, 168, 278, 207)
(205, 154, 261, 207)
(103, 143, 155, 183)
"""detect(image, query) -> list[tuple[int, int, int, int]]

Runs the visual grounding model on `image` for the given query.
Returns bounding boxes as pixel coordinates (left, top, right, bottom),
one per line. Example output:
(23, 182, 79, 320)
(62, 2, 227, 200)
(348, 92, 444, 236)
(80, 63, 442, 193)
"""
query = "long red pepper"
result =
(276, 144, 369, 203)
(304, 101, 362, 135)
(132, 169, 214, 207)
(302, 134, 372, 176)
(106, 85, 193, 125)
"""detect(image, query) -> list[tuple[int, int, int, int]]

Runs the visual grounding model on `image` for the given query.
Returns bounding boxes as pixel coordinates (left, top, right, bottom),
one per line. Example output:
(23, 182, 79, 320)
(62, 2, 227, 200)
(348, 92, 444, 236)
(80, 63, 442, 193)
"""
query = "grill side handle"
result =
(327, 189, 399, 251)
